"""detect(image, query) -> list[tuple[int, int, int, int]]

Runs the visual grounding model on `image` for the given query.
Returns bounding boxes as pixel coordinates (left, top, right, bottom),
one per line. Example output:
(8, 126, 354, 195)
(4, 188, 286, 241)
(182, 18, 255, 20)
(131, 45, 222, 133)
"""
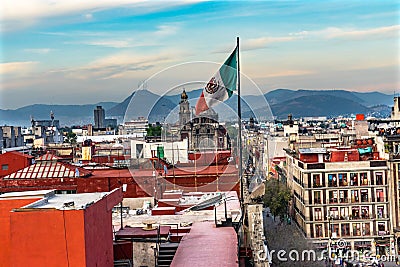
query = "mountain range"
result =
(0, 89, 394, 126)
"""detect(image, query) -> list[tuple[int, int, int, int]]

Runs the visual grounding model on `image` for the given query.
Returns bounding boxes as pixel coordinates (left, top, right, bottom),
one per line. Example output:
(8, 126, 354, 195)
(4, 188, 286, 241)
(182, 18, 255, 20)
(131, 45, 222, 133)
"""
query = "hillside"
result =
(269, 95, 368, 118)
(264, 89, 393, 107)
(107, 89, 176, 122)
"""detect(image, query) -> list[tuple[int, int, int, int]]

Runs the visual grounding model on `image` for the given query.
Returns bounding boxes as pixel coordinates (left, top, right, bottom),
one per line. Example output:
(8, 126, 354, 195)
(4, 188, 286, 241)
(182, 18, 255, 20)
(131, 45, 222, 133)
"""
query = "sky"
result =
(0, 0, 399, 109)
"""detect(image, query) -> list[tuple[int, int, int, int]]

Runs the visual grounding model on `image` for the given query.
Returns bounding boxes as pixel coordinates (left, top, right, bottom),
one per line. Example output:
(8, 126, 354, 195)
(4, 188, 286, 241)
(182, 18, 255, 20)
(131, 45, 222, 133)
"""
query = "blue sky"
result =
(0, 0, 399, 109)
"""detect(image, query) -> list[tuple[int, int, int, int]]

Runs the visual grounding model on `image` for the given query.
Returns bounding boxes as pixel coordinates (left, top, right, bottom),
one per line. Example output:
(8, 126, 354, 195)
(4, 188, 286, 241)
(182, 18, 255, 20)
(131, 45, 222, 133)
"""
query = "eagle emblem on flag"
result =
(205, 77, 220, 94)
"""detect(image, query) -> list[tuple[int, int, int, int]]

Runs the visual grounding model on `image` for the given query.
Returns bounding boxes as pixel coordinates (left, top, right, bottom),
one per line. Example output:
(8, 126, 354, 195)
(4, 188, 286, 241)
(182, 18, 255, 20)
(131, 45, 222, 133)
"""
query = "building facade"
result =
(285, 146, 393, 256)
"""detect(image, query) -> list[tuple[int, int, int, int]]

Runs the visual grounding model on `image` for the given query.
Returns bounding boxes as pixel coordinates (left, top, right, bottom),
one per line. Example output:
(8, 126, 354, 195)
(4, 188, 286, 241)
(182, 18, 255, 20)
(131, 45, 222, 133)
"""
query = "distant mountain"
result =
(1, 88, 393, 126)
(107, 89, 176, 122)
(351, 91, 393, 106)
(269, 95, 368, 118)
(264, 89, 393, 107)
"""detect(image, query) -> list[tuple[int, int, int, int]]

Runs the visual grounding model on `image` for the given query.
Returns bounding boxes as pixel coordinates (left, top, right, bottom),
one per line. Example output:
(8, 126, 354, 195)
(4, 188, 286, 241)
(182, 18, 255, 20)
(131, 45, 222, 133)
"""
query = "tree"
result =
(64, 132, 77, 144)
(264, 179, 291, 221)
(146, 124, 162, 137)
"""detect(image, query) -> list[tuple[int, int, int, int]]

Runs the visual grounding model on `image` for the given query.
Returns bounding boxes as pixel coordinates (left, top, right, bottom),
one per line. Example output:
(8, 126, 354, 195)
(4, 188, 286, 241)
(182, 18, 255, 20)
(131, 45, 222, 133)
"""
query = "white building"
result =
(131, 139, 188, 163)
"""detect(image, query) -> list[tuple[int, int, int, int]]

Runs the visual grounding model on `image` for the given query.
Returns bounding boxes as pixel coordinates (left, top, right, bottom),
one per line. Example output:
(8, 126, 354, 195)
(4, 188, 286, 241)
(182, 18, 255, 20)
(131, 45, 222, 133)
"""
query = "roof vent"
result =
(63, 201, 75, 208)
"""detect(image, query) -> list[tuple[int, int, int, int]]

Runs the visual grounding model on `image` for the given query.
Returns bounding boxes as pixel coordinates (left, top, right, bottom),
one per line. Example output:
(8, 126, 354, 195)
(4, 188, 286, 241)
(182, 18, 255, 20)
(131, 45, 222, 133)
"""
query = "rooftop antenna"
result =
(30, 116, 35, 128)
(50, 111, 55, 136)
(138, 80, 147, 91)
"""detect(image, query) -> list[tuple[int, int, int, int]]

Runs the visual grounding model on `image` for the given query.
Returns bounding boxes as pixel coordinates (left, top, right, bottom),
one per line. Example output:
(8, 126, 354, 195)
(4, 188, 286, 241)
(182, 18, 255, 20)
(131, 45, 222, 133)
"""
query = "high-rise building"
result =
(94, 106, 105, 129)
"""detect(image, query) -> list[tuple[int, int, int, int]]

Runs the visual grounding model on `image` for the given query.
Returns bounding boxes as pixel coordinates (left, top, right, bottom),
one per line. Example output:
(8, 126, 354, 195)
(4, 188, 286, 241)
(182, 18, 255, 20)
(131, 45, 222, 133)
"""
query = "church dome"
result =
(181, 89, 188, 100)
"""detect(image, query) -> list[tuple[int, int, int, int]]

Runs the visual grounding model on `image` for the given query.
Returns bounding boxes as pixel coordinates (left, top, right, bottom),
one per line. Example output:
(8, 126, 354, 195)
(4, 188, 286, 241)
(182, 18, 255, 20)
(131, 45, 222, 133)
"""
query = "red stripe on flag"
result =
(195, 91, 209, 115)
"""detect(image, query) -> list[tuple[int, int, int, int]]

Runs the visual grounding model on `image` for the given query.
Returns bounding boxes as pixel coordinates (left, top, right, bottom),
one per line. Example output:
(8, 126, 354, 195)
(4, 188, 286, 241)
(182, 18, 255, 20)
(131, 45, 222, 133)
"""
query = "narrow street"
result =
(263, 208, 325, 267)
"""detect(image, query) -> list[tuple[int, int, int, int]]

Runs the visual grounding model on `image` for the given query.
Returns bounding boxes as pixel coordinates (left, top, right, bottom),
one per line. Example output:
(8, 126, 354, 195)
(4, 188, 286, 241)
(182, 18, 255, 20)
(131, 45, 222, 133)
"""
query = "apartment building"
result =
(285, 144, 394, 256)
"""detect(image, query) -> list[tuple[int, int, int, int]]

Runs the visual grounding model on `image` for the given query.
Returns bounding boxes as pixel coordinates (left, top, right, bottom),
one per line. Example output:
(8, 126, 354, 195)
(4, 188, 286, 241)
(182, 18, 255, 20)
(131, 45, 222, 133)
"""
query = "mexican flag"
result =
(195, 47, 238, 115)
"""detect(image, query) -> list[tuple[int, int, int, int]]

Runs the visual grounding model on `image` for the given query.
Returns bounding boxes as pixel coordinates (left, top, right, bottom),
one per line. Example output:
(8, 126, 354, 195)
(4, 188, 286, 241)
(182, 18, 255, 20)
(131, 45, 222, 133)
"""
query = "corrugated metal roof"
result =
(4, 161, 91, 179)
(298, 148, 327, 154)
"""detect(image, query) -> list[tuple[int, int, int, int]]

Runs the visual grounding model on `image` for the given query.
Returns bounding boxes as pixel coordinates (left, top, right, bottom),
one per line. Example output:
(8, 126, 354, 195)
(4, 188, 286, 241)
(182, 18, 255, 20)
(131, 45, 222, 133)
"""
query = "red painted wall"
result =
(0, 168, 240, 198)
(0, 178, 77, 193)
(84, 195, 115, 267)
(299, 153, 319, 163)
(0, 198, 41, 267)
(0, 152, 33, 178)
(330, 150, 359, 162)
(3, 189, 122, 267)
(10, 209, 86, 267)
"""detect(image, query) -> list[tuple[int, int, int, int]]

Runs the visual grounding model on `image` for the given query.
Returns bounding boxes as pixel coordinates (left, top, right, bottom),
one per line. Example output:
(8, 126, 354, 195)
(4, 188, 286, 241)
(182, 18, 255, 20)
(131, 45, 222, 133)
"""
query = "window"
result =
(329, 190, 338, 203)
(353, 223, 361, 236)
(350, 173, 358, 186)
(339, 173, 347, 186)
(341, 223, 350, 236)
(329, 207, 339, 219)
(376, 189, 384, 202)
(315, 224, 323, 238)
(313, 174, 322, 187)
(340, 207, 349, 219)
(332, 224, 340, 238)
(328, 174, 337, 187)
(314, 208, 322, 221)
(339, 190, 348, 203)
(352, 207, 360, 219)
(360, 173, 368, 185)
(351, 190, 359, 203)
(360, 190, 369, 203)
(314, 191, 321, 204)
(375, 172, 383, 185)
(361, 206, 370, 219)
(1, 164, 8, 170)
(378, 222, 386, 235)
(377, 206, 384, 219)
(362, 223, 370, 236)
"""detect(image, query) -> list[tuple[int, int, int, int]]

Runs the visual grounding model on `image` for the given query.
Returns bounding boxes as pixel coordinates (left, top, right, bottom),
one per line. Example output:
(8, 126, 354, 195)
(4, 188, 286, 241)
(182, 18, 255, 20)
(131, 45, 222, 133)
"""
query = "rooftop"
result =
(170, 221, 238, 267)
(23, 191, 112, 210)
(0, 189, 54, 199)
(298, 148, 327, 154)
(4, 155, 91, 179)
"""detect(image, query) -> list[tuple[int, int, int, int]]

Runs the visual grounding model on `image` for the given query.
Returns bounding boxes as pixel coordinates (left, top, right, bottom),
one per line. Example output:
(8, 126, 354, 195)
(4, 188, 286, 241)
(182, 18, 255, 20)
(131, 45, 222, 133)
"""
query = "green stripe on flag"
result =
(220, 47, 237, 97)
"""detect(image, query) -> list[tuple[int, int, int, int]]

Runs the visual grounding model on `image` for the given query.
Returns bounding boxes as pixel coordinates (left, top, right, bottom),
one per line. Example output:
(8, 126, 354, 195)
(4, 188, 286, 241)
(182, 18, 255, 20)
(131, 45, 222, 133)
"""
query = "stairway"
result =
(114, 259, 132, 267)
(157, 242, 179, 267)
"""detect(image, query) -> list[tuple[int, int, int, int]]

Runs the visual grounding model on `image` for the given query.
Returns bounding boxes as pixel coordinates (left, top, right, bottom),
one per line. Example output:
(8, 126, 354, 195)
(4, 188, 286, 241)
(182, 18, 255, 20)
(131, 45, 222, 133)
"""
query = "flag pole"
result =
(237, 36, 243, 206)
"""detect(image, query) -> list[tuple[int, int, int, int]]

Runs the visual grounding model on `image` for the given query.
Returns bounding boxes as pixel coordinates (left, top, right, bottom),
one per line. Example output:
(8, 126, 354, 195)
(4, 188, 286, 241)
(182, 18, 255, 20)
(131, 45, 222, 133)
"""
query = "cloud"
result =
(51, 51, 181, 80)
(0, 61, 38, 75)
(154, 24, 180, 37)
(84, 13, 93, 20)
(262, 70, 315, 78)
(243, 36, 301, 51)
(23, 48, 53, 54)
(292, 25, 400, 40)
(80, 40, 133, 48)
